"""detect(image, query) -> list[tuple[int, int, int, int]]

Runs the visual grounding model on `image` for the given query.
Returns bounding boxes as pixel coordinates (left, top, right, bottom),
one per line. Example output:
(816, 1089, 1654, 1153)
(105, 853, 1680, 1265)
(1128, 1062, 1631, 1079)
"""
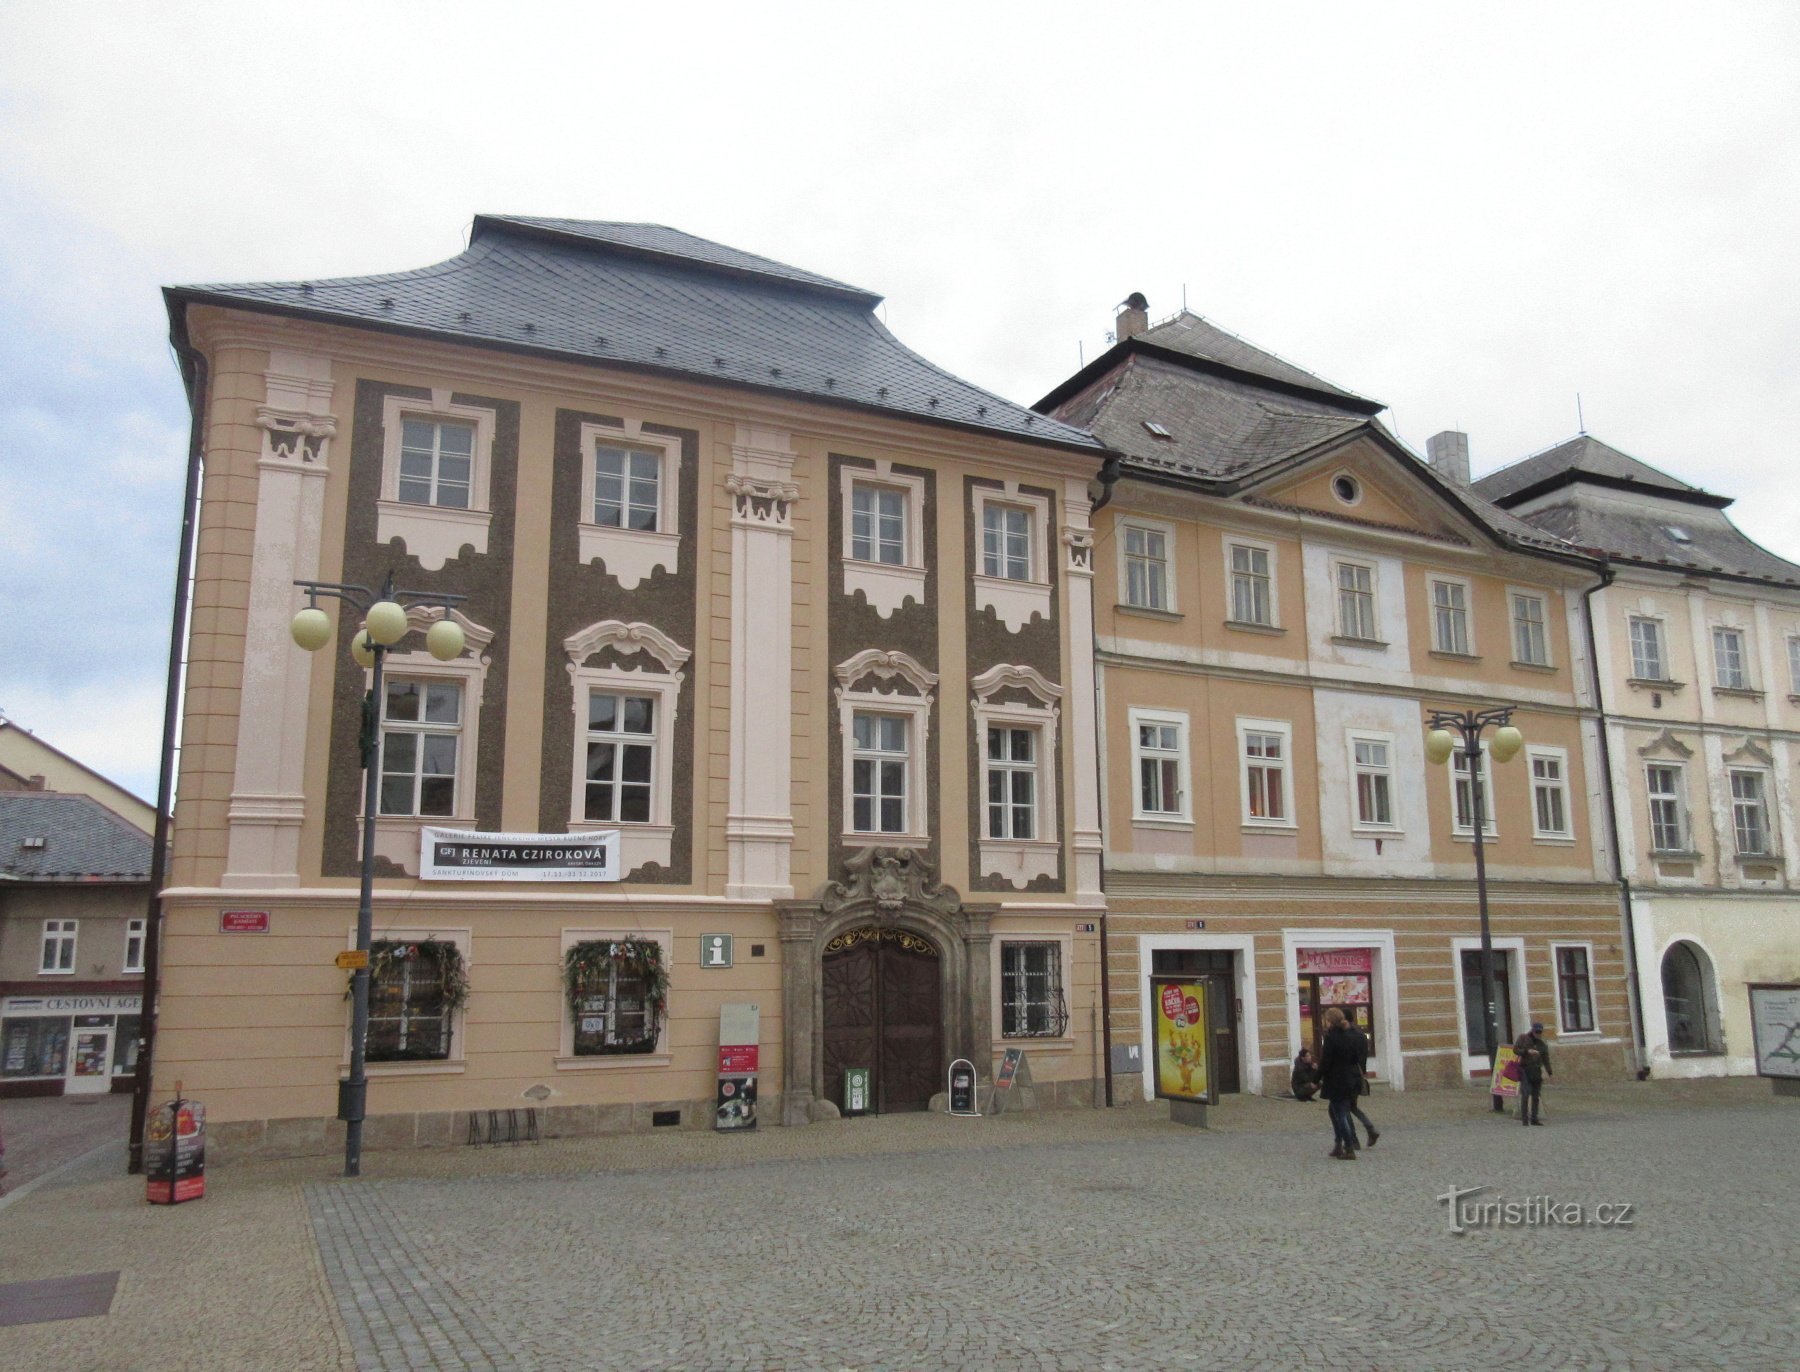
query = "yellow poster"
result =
(1152, 979, 1210, 1102)
(1488, 1044, 1521, 1099)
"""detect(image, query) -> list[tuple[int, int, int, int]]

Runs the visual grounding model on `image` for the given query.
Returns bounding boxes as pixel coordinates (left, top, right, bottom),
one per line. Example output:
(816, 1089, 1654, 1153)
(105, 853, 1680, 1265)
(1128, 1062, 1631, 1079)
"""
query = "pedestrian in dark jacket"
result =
(1318, 1009, 1363, 1159)
(1513, 1021, 1552, 1125)
(1289, 1048, 1321, 1101)
(1345, 1019, 1380, 1148)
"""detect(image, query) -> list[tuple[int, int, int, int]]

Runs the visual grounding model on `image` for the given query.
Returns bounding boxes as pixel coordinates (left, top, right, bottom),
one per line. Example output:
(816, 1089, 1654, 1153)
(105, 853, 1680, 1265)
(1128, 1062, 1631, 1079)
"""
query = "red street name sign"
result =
(220, 910, 270, 934)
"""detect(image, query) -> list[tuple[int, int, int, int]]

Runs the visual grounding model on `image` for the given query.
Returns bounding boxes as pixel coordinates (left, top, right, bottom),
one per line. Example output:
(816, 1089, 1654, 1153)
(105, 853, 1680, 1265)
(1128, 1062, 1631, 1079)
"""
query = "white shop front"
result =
(1, 991, 143, 1097)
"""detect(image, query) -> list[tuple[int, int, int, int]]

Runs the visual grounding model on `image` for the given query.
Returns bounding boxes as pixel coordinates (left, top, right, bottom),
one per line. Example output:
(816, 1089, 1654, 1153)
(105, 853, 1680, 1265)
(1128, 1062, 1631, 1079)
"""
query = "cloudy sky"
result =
(3, 2, 1798, 802)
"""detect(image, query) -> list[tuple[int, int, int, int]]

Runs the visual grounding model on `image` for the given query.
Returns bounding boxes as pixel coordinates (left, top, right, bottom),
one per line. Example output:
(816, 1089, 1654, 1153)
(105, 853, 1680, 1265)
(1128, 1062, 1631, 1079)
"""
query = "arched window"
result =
(1661, 942, 1718, 1055)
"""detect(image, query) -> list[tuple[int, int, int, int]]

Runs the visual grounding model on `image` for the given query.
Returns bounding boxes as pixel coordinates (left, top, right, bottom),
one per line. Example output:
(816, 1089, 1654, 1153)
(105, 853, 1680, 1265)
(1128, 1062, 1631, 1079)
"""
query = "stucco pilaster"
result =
(1061, 479, 1104, 903)
(726, 425, 799, 898)
(223, 350, 335, 888)
(776, 899, 822, 1125)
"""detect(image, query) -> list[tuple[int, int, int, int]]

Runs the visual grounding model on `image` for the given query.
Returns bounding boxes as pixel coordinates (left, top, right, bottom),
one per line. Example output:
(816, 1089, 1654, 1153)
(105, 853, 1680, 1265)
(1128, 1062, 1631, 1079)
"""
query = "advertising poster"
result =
(714, 1075, 757, 1130)
(145, 1098, 206, 1204)
(1748, 984, 1800, 1080)
(1488, 1045, 1522, 1099)
(1151, 979, 1210, 1102)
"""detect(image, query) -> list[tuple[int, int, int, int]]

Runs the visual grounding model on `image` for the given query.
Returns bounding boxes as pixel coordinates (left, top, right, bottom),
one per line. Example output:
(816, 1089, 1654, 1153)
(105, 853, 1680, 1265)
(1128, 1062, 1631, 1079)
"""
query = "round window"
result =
(1331, 473, 1361, 504)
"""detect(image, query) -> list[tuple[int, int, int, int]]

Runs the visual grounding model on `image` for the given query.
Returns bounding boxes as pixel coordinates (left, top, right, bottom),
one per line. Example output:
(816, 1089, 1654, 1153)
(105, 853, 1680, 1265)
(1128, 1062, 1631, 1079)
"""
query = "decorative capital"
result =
(726, 473, 800, 529)
(257, 406, 336, 466)
(1061, 524, 1095, 575)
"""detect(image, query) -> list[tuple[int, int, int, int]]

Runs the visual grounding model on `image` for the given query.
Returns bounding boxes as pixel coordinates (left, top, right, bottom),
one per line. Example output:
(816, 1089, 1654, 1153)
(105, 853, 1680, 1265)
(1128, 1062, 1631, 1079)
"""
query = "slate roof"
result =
(1127, 312, 1381, 409)
(0, 793, 151, 882)
(1476, 435, 1800, 588)
(165, 216, 1102, 455)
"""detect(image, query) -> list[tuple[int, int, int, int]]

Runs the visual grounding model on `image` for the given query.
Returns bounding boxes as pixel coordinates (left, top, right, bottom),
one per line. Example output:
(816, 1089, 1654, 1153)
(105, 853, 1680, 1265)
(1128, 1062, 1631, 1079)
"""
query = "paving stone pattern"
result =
(305, 1102, 1796, 1371)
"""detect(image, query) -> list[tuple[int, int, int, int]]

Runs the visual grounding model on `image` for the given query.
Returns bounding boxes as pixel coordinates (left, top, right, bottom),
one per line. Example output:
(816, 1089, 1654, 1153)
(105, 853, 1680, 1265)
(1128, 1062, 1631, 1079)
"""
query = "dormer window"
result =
(1142, 420, 1173, 440)
(1664, 526, 1692, 544)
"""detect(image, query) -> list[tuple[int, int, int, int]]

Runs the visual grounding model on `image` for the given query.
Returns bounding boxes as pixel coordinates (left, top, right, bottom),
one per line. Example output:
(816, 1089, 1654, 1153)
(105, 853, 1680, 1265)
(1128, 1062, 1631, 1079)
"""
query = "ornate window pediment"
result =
(1722, 736, 1775, 767)
(834, 649, 938, 704)
(971, 663, 1064, 711)
(1636, 728, 1695, 760)
(564, 620, 692, 676)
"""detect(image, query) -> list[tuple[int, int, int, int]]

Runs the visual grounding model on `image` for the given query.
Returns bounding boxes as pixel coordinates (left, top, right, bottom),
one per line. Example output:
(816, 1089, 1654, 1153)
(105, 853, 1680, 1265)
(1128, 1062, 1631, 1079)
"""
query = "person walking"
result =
(1513, 1020, 1552, 1125)
(1318, 1008, 1363, 1160)
(1345, 1017, 1380, 1148)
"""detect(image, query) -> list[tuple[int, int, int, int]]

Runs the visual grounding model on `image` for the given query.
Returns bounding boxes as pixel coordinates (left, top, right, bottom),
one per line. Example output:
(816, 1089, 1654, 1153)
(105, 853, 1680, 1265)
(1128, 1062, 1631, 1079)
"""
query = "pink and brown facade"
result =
(156, 218, 1111, 1151)
(1038, 302, 1632, 1095)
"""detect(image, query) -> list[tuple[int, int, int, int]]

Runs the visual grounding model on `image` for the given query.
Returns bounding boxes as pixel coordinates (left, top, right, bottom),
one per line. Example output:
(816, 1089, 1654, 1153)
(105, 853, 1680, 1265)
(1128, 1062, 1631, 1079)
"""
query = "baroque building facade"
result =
(155, 218, 1111, 1150)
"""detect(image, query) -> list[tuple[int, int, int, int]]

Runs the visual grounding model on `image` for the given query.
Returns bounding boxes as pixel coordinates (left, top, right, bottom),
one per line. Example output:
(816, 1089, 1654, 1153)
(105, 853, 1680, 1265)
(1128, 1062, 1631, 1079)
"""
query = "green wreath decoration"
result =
(344, 937, 470, 1013)
(563, 938, 669, 1043)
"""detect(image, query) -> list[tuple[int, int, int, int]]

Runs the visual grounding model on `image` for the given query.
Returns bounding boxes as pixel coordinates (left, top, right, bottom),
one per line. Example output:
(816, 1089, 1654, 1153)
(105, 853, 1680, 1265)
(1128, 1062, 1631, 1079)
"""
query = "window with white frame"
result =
(577, 422, 682, 588)
(1451, 746, 1498, 836)
(123, 917, 146, 975)
(1553, 944, 1596, 1033)
(1712, 627, 1750, 690)
(583, 692, 656, 823)
(1122, 523, 1171, 611)
(397, 417, 475, 509)
(1239, 719, 1292, 826)
(1000, 941, 1068, 1037)
(40, 919, 76, 975)
(379, 679, 462, 818)
(851, 481, 908, 565)
(1788, 636, 1800, 695)
(971, 486, 1052, 633)
(1629, 616, 1666, 680)
(377, 393, 497, 571)
(1529, 747, 1571, 838)
(592, 444, 663, 531)
(983, 503, 1033, 581)
(1131, 709, 1188, 820)
(1228, 542, 1274, 626)
(1430, 578, 1472, 654)
(366, 939, 455, 1062)
(1336, 560, 1378, 640)
(1645, 764, 1688, 852)
(1350, 734, 1394, 828)
(851, 712, 910, 835)
(1511, 592, 1549, 666)
(986, 725, 1038, 839)
(1730, 769, 1772, 855)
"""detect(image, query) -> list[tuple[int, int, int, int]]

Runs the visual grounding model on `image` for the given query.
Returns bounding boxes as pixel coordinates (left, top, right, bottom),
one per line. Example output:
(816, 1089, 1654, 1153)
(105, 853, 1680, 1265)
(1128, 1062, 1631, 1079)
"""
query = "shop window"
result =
(366, 940, 457, 1063)
(1, 1016, 72, 1078)
(1000, 941, 1068, 1038)
(1529, 747, 1571, 838)
(40, 919, 77, 975)
(1296, 948, 1377, 1058)
(1511, 592, 1550, 666)
(1553, 945, 1595, 1034)
(1430, 577, 1472, 655)
(123, 917, 146, 975)
(112, 1014, 143, 1075)
(1629, 616, 1667, 681)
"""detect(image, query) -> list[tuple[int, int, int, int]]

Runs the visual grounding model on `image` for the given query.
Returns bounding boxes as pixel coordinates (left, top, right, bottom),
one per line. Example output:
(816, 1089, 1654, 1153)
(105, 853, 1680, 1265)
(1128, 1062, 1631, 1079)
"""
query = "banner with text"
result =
(420, 828, 621, 882)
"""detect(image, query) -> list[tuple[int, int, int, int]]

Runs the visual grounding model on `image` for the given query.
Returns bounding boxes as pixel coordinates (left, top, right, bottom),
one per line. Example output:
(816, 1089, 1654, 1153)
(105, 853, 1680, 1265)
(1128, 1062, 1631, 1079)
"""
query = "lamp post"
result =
(291, 572, 466, 1177)
(1425, 706, 1523, 1114)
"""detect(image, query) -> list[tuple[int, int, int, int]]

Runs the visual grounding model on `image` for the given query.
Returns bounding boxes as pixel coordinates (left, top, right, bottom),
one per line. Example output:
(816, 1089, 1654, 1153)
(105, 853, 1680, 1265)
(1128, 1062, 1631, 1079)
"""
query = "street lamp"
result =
(1425, 706, 1523, 1114)
(291, 572, 465, 1177)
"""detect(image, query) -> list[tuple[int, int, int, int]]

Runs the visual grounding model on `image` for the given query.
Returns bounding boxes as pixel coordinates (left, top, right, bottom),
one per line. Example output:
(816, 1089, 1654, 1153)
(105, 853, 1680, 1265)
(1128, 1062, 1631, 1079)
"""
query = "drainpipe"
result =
(1580, 565, 1647, 1074)
(127, 327, 208, 1173)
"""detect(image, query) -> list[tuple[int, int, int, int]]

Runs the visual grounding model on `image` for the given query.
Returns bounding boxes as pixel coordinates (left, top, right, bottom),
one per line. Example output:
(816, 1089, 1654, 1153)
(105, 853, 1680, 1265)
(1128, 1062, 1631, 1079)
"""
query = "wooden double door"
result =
(821, 927, 943, 1114)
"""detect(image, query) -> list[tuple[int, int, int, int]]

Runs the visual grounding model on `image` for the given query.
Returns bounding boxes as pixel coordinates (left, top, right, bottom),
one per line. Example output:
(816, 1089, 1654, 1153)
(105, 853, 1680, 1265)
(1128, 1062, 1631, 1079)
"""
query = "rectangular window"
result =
(1555, 946, 1596, 1033)
(1351, 737, 1393, 827)
(123, 918, 146, 975)
(982, 504, 1032, 581)
(1134, 716, 1184, 818)
(1512, 593, 1548, 665)
(1123, 525, 1170, 610)
(1431, 579, 1471, 654)
(379, 680, 462, 817)
(366, 941, 453, 1062)
(1645, 764, 1687, 852)
(1789, 636, 1800, 695)
(1629, 616, 1665, 680)
(1730, 770, 1770, 855)
(571, 952, 657, 1056)
(1336, 561, 1377, 640)
(1, 1016, 71, 1078)
(851, 712, 909, 834)
(1243, 728, 1288, 823)
(397, 418, 474, 509)
(584, 692, 656, 823)
(1452, 749, 1497, 836)
(592, 445, 662, 531)
(1229, 544, 1272, 626)
(1712, 627, 1749, 690)
(850, 482, 908, 566)
(1000, 942, 1067, 1038)
(986, 726, 1037, 840)
(1530, 750, 1570, 837)
(40, 919, 77, 975)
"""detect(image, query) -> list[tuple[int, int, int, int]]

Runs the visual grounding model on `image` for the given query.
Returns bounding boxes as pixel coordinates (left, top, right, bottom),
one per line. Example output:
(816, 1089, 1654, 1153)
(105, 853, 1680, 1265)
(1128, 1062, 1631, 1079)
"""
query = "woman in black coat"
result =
(1317, 1008, 1363, 1160)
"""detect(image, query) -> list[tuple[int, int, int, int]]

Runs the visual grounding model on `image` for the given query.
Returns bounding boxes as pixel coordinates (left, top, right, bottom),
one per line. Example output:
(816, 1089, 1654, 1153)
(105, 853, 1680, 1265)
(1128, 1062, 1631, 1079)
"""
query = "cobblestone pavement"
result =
(1, 1080, 1794, 1370)
(0, 1092, 130, 1191)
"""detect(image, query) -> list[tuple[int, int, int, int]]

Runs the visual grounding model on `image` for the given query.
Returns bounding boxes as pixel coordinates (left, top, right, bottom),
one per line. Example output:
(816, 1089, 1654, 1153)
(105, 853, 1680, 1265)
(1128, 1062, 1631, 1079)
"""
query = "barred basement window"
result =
(565, 939, 668, 1056)
(365, 940, 461, 1062)
(1001, 941, 1068, 1038)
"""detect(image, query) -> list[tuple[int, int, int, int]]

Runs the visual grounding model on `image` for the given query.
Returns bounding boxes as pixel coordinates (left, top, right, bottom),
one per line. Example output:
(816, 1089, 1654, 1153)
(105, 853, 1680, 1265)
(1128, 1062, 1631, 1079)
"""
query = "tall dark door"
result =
(821, 928, 943, 1114)
(1150, 948, 1242, 1095)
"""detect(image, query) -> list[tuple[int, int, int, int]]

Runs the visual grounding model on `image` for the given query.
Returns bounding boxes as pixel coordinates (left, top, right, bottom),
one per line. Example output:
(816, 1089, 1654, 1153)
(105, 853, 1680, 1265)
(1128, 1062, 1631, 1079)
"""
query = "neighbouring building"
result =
(1477, 435, 1800, 1077)
(0, 715, 156, 836)
(156, 217, 1113, 1152)
(1036, 299, 1633, 1096)
(1, 788, 153, 1096)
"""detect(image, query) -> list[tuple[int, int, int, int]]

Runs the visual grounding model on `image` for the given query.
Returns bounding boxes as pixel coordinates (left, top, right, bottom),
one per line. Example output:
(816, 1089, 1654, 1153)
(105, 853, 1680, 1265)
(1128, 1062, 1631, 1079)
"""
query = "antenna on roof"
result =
(1576, 392, 1586, 434)
(1182, 283, 1188, 312)
(1078, 340, 1084, 367)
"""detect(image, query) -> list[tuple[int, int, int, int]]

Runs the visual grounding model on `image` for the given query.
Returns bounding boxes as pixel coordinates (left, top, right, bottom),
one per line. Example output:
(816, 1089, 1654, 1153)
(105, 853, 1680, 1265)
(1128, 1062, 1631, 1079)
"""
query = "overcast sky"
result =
(3, 2, 1798, 803)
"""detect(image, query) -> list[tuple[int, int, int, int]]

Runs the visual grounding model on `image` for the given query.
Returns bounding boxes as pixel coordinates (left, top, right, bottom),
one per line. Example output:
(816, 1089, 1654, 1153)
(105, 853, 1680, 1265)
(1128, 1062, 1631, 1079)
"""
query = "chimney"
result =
(1426, 430, 1471, 487)
(1114, 292, 1149, 343)
(28, 774, 46, 791)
